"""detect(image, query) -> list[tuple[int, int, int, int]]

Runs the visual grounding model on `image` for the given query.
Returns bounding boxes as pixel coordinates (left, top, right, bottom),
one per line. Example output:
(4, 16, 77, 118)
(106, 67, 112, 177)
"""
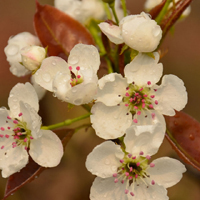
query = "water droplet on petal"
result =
(42, 73, 51, 83)
(104, 159, 110, 165)
(152, 26, 161, 37)
(52, 61, 56, 66)
(111, 165, 117, 172)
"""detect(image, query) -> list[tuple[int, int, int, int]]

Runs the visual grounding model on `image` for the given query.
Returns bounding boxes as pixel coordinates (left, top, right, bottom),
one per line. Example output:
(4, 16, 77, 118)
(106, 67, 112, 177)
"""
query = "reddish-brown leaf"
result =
(34, 1, 95, 59)
(165, 112, 200, 171)
(148, 0, 167, 19)
(3, 129, 74, 200)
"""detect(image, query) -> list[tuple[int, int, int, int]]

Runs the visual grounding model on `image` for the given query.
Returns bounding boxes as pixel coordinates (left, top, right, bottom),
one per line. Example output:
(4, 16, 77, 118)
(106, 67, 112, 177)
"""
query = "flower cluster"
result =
(1, 0, 191, 199)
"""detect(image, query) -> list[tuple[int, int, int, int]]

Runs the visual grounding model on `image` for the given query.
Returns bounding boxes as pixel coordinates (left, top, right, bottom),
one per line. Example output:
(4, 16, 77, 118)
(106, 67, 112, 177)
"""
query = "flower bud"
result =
(21, 46, 46, 71)
(120, 12, 162, 52)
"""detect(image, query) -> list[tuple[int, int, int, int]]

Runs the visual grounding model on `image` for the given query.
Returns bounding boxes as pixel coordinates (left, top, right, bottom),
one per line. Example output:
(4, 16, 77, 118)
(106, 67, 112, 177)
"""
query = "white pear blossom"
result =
(91, 52, 187, 139)
(86, 128, 186, 200)
(54, 0, 106, 24)
(54, 0, 123, 24)
(34, 44, 100, 105)
(144, 0, 191, 18)
(99, 12, 162, 52)
(21, 46, 46, 71)
(0, 83, 63, 178)
(4, 32, 40, 77)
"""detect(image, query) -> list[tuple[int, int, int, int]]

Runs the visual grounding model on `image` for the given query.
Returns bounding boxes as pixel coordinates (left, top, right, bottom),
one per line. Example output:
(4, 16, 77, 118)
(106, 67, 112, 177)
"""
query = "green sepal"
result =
(130, 49, 139, 60)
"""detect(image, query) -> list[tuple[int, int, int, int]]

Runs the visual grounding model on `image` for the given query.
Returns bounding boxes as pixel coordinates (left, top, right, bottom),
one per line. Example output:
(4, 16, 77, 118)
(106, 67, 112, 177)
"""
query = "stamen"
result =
(24, 138, 27, 142)
(130, 192, 134, 196)
(150, 95, 155, 98)
(147, 81, 151, 85)
(13, 120, 18, 124)
(76, 66, 80, 71)
(5, 135, 9, 138)
(151, 113, 155, 119)
(113, 173, 118, 177)
(134, 106, 138, 110)
(151, 180, 155, 185)
(77, 75, 81, 79)
(130, 98, 133, 102)
(1, 146, 4, 149)
(0, 127, 5, 131)
(0, 134, 3, 138)
(149, 104, 153, 109)
(69, 66, 72, 71)
(137, 111, 141, 115)
(139, 87, 143, 91)
(142, 103, 145, 108)
(143, 94, 148, 97)
(128, 154, 132, 158)
(150, 163, 155, 167)
(155, 100, 158, 105)
(18, 113, 23, 117)
(136, 162, 140, 166)
(30, 136, 34, 139)
(139, 151, 144, 155)
(146, 155, 151, 160)
(133, 119, 138, 123)
(114, 178, 118, 183)
(125, 189, 129, 194)
(132, 156, 136, 160)
(125, 104, 129, 107)
(7, 116, 11, 120)
(125, 92, 130, 97)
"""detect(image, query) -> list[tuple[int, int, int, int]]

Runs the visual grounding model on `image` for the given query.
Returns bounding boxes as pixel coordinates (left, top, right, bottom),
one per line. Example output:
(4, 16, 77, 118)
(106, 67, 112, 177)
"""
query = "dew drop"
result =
(189, 134, 195, 141)
(12, 105, 18, 110)
(69, 55, 79, 65)
(74, 99, 82, 105)
(52, 61, 56, 66)
(111, 165, 117, 172)
(42, 73, 51, 82)
(72, 88, 77, 93)
(104, 159, 110, 165)
(152, 26, 161, 37)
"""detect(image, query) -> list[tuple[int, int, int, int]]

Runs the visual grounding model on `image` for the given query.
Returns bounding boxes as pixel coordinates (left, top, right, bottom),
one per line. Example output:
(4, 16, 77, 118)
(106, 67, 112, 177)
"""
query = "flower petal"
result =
(154, 75, 188, 116)
(0, 108, 9, 127)
(31, 76, 46, 100)
(8, 82, 39, 118)
(147, 157, 186, 188)
(124, 121, 165, 156)
(19, 102, 42, 139)
(68, 44, 100, 74)
(132, 110, 166, 136)
(91, 102, 132, 139)
(34, 56, 69, 92)
(133, 181, 168, 200)
(86, 141, 123, 178)
(29, 130, 63, 167)
(98, 22, 124, 44)
(0, 138, 28, 178)
(96, 73, 128, 106)
(124, 52, 163, 86)
(90, 177, 128, 200)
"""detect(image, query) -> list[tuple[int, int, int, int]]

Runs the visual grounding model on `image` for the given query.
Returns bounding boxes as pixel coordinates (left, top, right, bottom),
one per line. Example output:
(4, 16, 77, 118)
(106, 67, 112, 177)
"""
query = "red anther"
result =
(76, 66, 80, 71)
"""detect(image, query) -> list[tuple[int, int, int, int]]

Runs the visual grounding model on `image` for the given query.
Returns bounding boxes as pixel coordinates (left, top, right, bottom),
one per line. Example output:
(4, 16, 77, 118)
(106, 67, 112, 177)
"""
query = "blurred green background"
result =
(0, 0, 200, 199)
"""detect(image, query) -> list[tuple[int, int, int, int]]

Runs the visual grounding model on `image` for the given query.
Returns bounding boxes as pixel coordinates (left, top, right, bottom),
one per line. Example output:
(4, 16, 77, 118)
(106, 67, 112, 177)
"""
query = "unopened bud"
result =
(21, 46, 46, 71)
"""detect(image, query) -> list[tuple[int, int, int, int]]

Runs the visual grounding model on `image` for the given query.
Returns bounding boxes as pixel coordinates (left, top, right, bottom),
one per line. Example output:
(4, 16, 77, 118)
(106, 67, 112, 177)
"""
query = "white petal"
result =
(96, 73, 128, 106)
(91, 103, 132, 139)
(124, 122, 165, 157)
(98, 22, 124, 44)
(31, 76, 46, 100)
(0, 108, 9, 127)
(19, 102, 42, 139)
(8, 82, 39, 118)
(68, 44, 100, 74)
(132, 110, 166, 136)
(34, 56, 69, 92)
(66, 80, 98, 105)
(86, 141, 123, 178)
(29, 130, 63, 167)
(147, 157, 186, 188)
(90, 177, 128, 200)
(124, 52, 163, 86)
(133, 181, 168, 200)
(154, 75, 188, 116)
(0, 140, 28, 178)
